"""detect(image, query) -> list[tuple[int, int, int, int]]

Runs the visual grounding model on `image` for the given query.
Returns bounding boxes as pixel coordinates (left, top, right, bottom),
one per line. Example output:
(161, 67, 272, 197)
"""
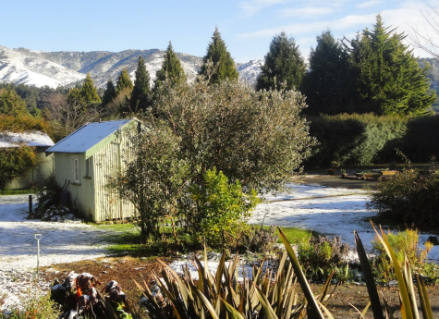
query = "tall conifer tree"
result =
(302, 31, 354, 115)
(130, 57, 151, 112)
(81, 73, 101, 104)
(347, 15, 436, 115)
(102, 79, 116, 106)
(256, 32, 306, 91)
(154, 42, 187, 89)
(199, 28, 239, 84)
(116, 69, 134, 94)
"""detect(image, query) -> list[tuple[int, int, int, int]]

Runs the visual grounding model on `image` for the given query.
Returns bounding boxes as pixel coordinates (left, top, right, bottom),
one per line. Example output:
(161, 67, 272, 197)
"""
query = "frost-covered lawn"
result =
(0, 195, 113, 270)
(248, 183, 439, 261)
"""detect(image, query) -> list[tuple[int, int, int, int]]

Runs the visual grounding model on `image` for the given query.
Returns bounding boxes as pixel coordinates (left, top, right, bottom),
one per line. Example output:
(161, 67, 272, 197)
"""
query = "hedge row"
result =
(305, 113, 439, 168)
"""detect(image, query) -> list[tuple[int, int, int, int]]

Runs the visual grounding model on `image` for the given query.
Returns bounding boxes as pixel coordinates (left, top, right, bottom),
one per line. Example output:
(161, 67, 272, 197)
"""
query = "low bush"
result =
(297, 235, 350, 281)
(371, 228, 437, 283)
(368, 168, 439, 227)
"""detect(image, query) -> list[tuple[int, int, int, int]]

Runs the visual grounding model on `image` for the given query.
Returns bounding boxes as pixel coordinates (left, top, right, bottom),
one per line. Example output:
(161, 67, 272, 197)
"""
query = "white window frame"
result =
(73, 158, 80, 183)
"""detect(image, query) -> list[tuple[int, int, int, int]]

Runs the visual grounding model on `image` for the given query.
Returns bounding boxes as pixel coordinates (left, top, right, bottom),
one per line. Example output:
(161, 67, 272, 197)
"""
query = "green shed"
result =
(46, 118, 142, 221)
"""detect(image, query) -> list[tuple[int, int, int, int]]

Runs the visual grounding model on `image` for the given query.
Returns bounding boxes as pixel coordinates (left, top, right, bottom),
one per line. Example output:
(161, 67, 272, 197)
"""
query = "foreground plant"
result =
(136, 229, 334, 319)
(356, 222, 435, 319)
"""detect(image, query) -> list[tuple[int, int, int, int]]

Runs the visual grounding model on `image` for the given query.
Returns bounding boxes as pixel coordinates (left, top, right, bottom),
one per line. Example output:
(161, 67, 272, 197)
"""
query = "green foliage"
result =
(368, 168, 439, 227)
(0, 293, 61, 319)
(81, 72, 102, 104)
(137, 243, 331, 319)
(302, 30, 355, 115)
(198, 28, 239, 84)
(130, 56, 151, 113)
(116, 68, 134, 94)
(0, 145, 37, 191)
(371, 228, 435, 283)
(102, 79, 117, 106)
(0, 114, 50, 133)
(256, 32, 306, 91)
(0, 88, 28, 116)
(154, 42, 187, 90)
(297, 236, 350, 281)
(356, 224, 435, 319)
(396, 115, 439, 162)
(109, 124, 188, 241)
(346, 15, 436, 116)
(151, 77, 316, 192)
(306, 113, 408, 167)
(189, 169, 259, 248)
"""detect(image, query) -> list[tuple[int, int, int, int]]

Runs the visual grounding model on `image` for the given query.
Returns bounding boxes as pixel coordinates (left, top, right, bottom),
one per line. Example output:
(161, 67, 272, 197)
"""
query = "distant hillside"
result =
(0, 45, 262, 88)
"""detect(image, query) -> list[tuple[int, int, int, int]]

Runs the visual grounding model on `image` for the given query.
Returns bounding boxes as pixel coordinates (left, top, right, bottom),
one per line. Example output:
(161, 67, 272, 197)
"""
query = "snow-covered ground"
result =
(0, 195, 113, 270)
(248, 183, 439, 261)
(2, 184, 439, 312)
(170, 182, 439, 279)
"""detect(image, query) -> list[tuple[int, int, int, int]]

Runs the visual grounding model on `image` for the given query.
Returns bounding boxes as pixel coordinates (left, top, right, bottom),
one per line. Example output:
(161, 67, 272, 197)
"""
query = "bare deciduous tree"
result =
(410, 1, 439, 58)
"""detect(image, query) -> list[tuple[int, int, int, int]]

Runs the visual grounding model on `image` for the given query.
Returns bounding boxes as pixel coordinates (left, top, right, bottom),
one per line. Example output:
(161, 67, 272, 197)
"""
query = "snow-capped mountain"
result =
(0, 45, 262, 88)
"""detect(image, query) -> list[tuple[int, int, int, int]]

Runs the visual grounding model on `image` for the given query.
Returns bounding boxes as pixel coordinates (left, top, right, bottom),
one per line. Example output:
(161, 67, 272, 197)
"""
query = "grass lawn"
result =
(94, 222, 318, 256)
(0, 189, 37, 195)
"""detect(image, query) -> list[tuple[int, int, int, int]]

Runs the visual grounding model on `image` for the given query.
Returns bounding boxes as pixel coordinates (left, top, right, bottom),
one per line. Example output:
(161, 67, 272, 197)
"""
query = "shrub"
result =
(371, 228, 434, 283)
(368, 168, 439, 227)
(297, 235, 350, 281)
(306, 113, 407, 167)
(188, 169, 260, 248)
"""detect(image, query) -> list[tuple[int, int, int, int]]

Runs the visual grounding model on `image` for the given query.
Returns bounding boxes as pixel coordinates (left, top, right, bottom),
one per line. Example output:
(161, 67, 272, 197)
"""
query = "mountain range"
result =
(0, 45, 263, 88)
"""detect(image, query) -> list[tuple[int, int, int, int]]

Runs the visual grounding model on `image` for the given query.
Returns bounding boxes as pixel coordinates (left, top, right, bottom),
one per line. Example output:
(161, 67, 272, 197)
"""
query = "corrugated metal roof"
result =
(46, 119, 133, 153)
(0, 131, 54, 148)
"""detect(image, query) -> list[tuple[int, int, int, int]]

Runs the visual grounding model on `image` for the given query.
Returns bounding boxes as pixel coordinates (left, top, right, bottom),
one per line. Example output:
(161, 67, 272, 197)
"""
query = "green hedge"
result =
(398, 115, 439, 163)
(305, 113, 408, 167)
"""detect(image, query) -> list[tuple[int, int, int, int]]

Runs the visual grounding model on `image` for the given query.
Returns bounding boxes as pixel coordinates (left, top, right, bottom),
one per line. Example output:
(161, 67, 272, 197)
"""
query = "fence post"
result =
(29, 195, 32, 215)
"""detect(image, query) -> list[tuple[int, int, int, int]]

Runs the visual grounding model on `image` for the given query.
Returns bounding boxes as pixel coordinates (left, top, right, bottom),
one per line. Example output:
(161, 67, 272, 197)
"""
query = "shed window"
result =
(85, 158, 90, 177)
(73, 158, 80, 183)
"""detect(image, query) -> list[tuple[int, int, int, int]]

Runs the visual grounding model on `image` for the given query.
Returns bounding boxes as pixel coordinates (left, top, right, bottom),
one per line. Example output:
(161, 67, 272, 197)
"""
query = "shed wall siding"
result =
(53, 153, 95, 219)
(92, 128, 135, 221)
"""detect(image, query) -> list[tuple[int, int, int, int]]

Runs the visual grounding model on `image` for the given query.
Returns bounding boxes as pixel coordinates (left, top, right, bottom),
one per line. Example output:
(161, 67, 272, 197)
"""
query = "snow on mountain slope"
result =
(237, 59, 264, 86)
(0, 46, 85, 88)
(0, 45, 261, 88)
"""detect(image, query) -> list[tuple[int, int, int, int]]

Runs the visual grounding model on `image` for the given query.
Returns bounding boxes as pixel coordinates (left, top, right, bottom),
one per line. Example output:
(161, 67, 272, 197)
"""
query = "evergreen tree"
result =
(302, 31, 355, 115)
(102, 79, 117, 106)
(130, 57, 151, 112)
(347, 15, 436, 116)
(198, 28, 239, 84)
(0, 88, 28, 116)
(116, 69, 134, 94)
(256, 32, 306, 91)
(154, 42, 187, 89)
(81, 73, 101, 104)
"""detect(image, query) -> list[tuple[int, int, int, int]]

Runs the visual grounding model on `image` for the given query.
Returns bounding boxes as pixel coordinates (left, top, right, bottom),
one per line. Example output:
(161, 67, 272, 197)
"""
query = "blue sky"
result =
(0, 0, 432, 62)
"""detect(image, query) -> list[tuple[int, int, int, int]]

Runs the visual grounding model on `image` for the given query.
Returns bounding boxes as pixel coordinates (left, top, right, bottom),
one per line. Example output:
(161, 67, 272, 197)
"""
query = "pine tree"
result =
(0, 88, 28, 116)
(348, 15, 436, 115)
(302, 31, 355, 115)
(130, 57, 151, 112)
(198, 28, 239, 84)
(256, 32, 306, 91)
(154, 42, 187, 89)
(81, 73, 101, 104)
(116, 69, 134, 94)
(102, 79, 117, 106)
